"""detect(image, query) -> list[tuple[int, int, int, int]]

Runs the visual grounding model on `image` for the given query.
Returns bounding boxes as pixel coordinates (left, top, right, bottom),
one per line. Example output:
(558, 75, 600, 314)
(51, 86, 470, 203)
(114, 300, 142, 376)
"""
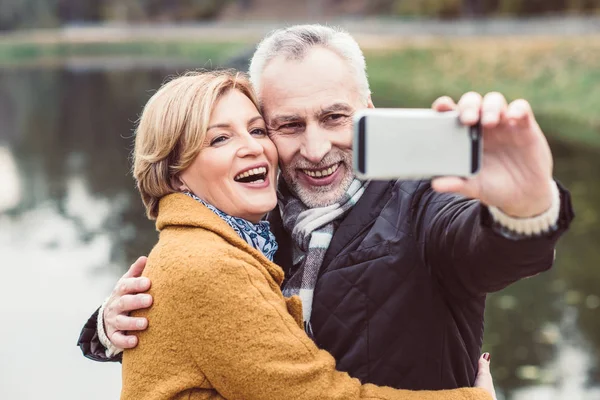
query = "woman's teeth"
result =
(302, 163, 339, 178)
(235, 166, 267, 182)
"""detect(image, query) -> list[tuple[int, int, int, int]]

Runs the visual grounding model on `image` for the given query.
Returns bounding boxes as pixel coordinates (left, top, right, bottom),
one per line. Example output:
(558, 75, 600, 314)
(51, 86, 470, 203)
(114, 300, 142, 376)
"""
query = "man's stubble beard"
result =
(281, 149, 355, 208)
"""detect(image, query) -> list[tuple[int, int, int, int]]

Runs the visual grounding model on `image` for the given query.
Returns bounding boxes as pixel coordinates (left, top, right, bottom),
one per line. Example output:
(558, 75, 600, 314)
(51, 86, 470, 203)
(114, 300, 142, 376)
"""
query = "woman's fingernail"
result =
(136, 319, 146, 329)
(128, 337, 137, 346)
(483, 352, 491, 361)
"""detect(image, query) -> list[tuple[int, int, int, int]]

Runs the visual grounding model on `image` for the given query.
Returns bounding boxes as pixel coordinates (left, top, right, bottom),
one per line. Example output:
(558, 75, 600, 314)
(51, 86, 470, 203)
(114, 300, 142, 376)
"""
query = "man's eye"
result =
(280, 122, 303, 130)
(326, 114, 346, 122)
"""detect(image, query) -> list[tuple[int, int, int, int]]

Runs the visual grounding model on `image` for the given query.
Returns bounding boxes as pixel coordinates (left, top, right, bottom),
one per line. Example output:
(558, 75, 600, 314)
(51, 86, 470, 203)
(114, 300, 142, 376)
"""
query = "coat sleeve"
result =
(153, 254, 491, 400)
(76, 308, 123, 363)
(414, 180, 574, 298)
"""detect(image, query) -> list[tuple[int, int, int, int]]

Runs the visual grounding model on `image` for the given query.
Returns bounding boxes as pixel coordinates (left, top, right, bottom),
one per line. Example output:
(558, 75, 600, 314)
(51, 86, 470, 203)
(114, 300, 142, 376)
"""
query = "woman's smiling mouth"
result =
(234, 164, 270, 187)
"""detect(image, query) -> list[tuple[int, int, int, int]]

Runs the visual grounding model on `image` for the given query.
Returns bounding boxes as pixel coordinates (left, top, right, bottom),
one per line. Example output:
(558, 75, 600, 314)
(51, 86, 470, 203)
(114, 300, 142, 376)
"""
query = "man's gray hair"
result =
(248, 24, 371, 102)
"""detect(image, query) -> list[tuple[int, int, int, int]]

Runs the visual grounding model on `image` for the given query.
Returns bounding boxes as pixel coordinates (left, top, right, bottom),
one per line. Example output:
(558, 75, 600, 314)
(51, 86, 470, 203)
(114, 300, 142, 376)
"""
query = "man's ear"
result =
(367, 96, 375, 109)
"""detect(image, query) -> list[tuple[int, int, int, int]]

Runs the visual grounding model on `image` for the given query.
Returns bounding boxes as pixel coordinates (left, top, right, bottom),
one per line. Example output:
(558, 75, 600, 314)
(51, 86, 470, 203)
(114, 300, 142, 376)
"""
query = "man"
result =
(78, 24, 573, 390)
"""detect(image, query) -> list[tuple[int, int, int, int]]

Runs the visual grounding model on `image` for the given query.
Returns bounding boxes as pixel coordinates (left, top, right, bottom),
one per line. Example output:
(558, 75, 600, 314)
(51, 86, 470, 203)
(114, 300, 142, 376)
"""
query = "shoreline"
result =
(1, 24, 598, 148)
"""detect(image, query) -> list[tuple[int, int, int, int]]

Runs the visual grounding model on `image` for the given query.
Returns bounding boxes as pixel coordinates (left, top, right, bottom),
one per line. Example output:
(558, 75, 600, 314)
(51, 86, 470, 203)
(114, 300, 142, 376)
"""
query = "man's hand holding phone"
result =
(354, 91, 555, 219)
(432, 91, 554, 219)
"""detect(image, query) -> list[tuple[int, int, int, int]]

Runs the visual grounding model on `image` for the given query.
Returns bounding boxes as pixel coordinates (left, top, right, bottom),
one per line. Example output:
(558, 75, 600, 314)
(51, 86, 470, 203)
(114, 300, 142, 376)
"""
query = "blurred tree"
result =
(0, 0, 232, 30)
(56, 0, 102, 23)
(567, 0, 586, 12)
(100, 0, 231, 22)
(393, 0, 462, 18)
(461, 0, 485, 17)
(0, 0, 59, 30)
(1, 0, 600, 29)
(367, 0, 396, 14)
(390, 0, 600, 17)
(520, 0, 568, 15)
(497, 0, 523, 15)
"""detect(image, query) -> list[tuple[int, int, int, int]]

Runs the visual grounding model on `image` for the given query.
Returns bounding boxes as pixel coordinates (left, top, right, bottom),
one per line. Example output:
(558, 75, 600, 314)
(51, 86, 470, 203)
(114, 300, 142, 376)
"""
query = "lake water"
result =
(0, 62, 598, 399)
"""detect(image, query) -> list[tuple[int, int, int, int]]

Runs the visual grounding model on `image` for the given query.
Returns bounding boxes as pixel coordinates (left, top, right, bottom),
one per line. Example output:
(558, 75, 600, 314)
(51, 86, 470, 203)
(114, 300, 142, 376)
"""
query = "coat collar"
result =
(156, 193, 284, 285)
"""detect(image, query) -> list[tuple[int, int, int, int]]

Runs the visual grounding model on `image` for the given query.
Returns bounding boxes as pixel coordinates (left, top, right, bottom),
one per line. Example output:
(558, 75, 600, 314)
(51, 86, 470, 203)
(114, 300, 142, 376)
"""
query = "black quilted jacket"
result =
(78, 179, 574, 391)
(272, 180, 573, 390)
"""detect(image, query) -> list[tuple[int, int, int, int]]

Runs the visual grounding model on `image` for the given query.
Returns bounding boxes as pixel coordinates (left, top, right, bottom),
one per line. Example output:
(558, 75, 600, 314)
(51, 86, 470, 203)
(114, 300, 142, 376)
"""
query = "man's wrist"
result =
(97, 297, 124, 358)
(488, 180, 560, 236)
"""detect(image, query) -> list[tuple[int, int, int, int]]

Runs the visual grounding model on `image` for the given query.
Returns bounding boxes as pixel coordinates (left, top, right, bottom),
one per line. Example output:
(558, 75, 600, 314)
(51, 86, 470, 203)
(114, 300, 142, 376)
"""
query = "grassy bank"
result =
(1, 34, 598, 147)
(0, 39, 245, 66)
(365, 36, 600, 148)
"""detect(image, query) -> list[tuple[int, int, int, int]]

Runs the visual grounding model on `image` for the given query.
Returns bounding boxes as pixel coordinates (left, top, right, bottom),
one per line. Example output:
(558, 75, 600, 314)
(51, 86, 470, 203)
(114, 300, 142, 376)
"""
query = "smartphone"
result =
(353, 109, 482, 180)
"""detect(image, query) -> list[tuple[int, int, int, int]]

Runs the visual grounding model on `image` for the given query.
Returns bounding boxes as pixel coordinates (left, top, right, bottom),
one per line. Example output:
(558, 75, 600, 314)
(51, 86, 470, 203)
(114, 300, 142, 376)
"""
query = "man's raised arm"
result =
(414, 180, 572, 298)
(77, 256, 152, 362)
(416, 92, 574, 297)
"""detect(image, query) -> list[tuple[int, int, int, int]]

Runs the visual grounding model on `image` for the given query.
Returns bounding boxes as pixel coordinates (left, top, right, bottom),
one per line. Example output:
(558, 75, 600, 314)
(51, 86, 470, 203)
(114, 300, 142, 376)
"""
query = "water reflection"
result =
(0, 65, 598, 399)
(0, 156, 124, 398)
(0, 146, 21, 211)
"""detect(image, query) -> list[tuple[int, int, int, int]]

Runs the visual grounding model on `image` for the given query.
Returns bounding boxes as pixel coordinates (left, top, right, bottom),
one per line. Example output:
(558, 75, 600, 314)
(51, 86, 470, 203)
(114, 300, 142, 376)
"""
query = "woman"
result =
(121, 70, 494, 400)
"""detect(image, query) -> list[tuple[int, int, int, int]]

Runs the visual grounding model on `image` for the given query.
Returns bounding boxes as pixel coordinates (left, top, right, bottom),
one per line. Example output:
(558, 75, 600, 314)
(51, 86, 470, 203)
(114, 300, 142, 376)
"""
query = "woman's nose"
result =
(238, 134, 264, 157)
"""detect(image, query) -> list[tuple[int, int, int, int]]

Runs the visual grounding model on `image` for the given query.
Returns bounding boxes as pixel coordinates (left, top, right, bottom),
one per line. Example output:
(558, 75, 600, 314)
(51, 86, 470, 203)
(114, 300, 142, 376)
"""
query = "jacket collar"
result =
(321, 180, 395, 269)
(268, 206, 290, 268)
(268, 180, 395, 276)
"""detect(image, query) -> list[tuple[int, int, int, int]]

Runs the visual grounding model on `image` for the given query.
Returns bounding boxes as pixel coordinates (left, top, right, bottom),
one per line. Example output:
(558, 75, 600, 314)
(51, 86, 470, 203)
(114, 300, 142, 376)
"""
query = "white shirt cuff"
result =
(97, 297, 124, 358)
(487, 180, 561, 236)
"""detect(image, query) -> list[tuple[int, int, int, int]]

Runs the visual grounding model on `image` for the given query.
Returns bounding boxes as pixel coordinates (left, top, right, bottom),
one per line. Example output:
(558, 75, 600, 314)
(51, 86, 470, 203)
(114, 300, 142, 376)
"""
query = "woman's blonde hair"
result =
(132, 70, 259, 220)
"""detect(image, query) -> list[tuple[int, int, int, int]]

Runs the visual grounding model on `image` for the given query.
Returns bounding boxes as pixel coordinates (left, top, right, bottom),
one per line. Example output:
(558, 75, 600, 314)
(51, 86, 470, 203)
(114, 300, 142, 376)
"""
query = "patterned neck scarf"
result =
(278, 178, 369, 336)
(184, 192, 278, 261)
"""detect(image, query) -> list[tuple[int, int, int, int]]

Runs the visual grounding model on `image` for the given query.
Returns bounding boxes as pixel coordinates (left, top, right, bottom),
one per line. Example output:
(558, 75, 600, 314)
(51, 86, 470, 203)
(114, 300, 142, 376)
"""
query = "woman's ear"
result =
(171, 175, 190, 192)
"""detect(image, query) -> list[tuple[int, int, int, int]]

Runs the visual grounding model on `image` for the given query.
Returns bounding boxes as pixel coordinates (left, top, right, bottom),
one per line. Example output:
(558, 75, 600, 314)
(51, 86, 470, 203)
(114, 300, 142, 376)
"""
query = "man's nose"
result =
(300, 125, 332, 164)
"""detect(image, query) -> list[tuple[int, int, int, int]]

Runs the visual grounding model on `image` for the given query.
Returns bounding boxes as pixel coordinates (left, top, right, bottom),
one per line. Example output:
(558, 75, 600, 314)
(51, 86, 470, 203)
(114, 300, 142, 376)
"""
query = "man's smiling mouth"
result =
(300, 163, 340, 178)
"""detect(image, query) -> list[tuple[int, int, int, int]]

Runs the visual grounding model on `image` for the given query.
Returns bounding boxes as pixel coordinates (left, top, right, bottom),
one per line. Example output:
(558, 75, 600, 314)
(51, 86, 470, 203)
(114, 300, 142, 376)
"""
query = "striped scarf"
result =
(279, 178, 369, 335)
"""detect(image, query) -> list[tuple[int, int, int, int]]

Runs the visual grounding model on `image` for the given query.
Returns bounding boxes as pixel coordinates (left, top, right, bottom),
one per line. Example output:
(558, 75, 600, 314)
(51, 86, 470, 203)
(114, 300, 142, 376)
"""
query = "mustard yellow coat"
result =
(121, 193, 492, 400)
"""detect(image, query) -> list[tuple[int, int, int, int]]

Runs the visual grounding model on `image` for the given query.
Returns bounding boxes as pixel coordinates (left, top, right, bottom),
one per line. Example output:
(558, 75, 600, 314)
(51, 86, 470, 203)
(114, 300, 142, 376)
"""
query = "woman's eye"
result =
(210, 136, 227, 146)
(250, 128, 267, 136)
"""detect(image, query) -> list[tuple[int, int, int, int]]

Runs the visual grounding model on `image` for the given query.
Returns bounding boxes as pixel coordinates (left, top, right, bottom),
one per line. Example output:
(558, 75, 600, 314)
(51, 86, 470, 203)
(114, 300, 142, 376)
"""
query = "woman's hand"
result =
(475, 353, 497, 400)
(102, 256, 153, 349)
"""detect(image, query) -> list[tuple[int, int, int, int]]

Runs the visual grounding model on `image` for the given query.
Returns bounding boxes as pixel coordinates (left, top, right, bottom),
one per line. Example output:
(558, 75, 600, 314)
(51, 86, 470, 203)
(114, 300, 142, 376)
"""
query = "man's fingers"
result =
(117, 294, 153, 313)
(457, 91, 483, 126)
(114, 314, 149, 331)
(481, 92, 508, 128)
(116, 277, 151, 296)
(123, 256, 148, 279)
(506, 99, 533, 127)
(431, 176, 479, 200)
(432, 95, 456, 112)
(110, 331, 139, 349)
